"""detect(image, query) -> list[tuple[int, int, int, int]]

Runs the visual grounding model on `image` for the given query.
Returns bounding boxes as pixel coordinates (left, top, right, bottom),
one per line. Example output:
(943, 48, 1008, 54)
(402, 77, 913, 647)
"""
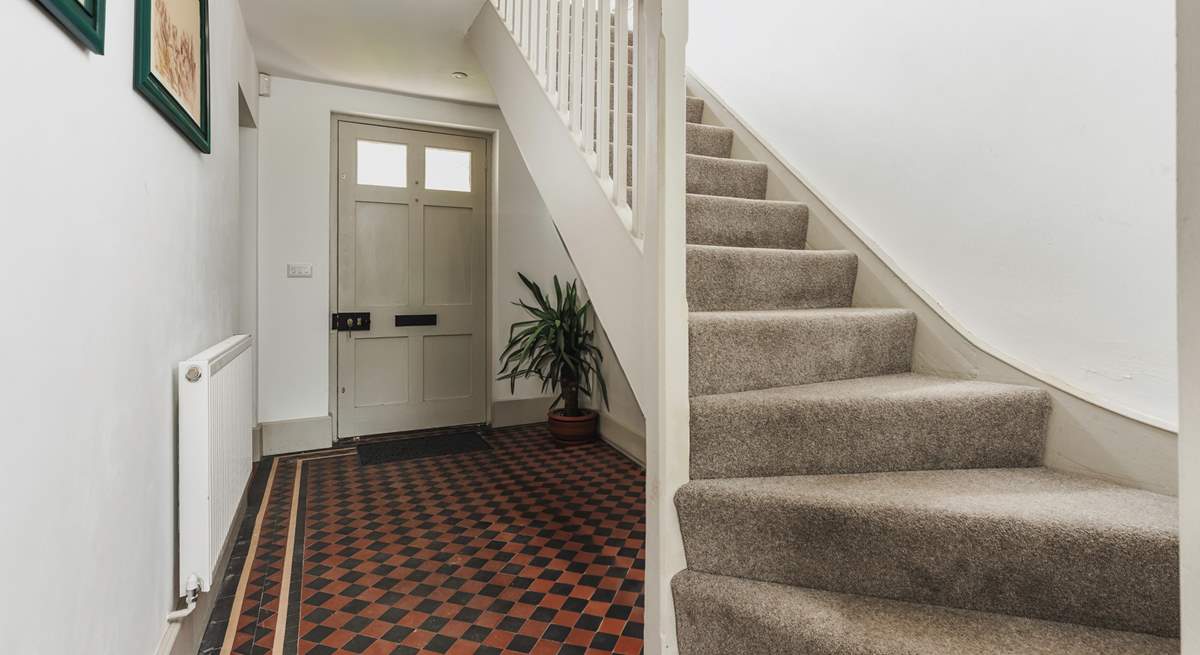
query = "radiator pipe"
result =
(167, 574, 202, 623)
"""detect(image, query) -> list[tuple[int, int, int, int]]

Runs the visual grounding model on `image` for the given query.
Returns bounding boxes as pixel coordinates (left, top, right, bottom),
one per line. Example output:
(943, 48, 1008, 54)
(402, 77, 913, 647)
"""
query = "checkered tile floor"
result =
(199, 424, 646, 655)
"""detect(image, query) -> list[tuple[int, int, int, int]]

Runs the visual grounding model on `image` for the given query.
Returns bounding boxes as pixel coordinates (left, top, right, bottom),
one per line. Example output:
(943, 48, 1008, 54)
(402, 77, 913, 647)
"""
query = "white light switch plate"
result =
(286, 263, 313, 278)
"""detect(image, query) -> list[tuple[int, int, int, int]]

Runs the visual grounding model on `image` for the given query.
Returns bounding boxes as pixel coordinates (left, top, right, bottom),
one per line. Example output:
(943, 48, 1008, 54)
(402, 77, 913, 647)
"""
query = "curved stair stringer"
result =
(467, 5, 652, 406)
(686, 72, 1177, 496)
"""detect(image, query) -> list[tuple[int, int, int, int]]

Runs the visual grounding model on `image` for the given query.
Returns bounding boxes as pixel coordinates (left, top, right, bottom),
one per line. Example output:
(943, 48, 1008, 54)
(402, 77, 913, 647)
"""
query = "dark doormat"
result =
(357, 431, 492, 466)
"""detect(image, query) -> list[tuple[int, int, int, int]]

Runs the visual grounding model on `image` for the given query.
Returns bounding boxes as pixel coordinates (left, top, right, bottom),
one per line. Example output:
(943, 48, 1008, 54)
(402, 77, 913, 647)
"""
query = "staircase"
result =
(671, 95, 1181, 653)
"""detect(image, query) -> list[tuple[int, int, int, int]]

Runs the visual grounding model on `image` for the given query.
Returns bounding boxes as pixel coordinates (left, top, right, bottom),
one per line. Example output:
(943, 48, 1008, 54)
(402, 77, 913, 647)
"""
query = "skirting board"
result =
(154, 474, 252, 655)
(599, 412, 646, 467)
(262, 415, 333, 456)
(493, 397, 553, 428)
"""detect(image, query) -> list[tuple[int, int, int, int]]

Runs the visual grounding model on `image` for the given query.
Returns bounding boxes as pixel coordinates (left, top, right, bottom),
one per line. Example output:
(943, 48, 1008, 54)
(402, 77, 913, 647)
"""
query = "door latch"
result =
(332, 312, 371, 331)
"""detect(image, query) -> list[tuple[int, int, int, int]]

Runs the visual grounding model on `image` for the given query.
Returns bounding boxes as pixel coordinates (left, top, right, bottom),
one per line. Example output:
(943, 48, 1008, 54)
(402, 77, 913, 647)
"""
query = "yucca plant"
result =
(497, 274, 608, 417)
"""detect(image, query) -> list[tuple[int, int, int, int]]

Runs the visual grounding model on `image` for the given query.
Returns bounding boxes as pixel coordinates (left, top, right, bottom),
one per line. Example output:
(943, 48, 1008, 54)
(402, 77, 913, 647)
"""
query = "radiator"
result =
(177, 334, 254, 595)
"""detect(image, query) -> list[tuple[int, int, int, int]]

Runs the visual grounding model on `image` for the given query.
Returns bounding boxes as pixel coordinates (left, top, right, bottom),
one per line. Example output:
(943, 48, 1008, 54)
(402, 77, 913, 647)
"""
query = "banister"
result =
(479, 1, 688, 650)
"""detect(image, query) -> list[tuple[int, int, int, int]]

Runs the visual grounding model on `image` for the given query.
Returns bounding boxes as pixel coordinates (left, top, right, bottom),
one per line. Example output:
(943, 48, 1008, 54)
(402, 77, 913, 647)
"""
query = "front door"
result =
(335, 120, 488, 439)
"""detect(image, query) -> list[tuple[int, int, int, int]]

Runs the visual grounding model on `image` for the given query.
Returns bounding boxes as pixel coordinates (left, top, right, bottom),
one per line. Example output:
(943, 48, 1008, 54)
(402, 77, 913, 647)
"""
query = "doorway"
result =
(332, 117, 489, 439)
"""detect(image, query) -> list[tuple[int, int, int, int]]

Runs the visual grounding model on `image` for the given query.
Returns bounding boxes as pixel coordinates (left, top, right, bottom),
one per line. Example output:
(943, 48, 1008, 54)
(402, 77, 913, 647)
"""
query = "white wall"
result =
(256, 76, 579, 433)
(689, 0, 1178, 429)
(1178, 0, 1199, 646)
(0, 1, 257, 653)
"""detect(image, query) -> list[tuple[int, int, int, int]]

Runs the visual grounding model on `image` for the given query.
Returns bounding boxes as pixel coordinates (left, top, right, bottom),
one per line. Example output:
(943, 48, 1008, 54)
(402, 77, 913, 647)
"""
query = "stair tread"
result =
(689, 372, 1050, 478)
(673, 570, 1180, 655)
(676, 467, 1178, 636)
(686, 192, 803, 208)
(680, 467, 1176, 532)
(691, 371, 1043, 404)
(689, 306, 912, 321)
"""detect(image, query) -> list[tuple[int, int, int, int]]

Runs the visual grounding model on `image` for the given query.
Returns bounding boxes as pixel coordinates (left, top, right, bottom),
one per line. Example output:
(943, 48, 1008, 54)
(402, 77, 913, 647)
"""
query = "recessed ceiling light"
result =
(451, 71, 469, 79)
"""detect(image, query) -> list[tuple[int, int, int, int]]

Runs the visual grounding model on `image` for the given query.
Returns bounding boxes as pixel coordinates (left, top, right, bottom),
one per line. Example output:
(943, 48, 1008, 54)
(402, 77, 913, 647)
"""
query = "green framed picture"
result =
(134, 0, 210, 153)
(37, 0, 106, 53)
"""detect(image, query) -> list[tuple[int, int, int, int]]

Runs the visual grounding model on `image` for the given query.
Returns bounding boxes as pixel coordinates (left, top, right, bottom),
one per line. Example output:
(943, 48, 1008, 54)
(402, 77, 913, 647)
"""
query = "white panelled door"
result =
(335, 120, 487, 438)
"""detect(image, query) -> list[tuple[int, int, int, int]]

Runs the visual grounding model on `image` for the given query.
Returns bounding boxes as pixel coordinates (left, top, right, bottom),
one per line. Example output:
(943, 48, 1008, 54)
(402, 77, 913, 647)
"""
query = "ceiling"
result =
(241, 0, 496, 105)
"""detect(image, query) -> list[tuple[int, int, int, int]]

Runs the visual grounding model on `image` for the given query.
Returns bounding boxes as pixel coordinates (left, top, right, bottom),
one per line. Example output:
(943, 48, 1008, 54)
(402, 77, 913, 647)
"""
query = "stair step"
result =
(689, 373, 1050, 478)
(687, 154, 768, 199)
(689, 308, 915, 396)
(672, 571, 1180, 655)
(687, 96, 704, 123)
(686, 123, 734, 158)
(686, 245, 856, 312)
(686, 194, 807, 249)
(675, 468, 1179, 636)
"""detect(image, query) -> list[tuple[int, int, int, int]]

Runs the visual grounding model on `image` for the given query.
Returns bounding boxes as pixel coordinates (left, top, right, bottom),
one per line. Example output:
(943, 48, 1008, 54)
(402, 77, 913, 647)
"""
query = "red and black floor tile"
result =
(199, 424, 645, 655)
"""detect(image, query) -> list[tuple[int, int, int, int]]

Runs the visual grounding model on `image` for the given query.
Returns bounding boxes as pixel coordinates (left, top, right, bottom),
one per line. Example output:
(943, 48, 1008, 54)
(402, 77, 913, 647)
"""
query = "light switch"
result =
(286, 263, 313, 278)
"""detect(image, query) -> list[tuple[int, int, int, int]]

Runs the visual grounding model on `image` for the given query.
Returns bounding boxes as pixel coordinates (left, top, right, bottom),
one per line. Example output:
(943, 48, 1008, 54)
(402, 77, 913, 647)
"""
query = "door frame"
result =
(328, 113, 494, 442)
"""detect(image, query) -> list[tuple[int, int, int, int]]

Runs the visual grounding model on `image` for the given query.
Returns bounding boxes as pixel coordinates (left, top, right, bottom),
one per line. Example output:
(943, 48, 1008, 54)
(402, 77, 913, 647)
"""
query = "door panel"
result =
(336, 121, 488, 438)
(354, 337, 411, 406)
(423, 334, 473, 400)
(355, 201, 411, 307)
(423, 205, 474, 306)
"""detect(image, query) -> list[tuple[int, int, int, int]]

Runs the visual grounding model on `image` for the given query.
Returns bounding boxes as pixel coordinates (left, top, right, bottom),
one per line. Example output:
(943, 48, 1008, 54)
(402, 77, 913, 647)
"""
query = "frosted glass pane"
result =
(425, 147, 472, 192)
(357, 140, 407, 187)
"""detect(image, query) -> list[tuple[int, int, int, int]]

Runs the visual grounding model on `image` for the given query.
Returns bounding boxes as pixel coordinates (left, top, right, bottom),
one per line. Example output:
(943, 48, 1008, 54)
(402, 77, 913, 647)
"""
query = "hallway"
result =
(199, 425, 645, 655)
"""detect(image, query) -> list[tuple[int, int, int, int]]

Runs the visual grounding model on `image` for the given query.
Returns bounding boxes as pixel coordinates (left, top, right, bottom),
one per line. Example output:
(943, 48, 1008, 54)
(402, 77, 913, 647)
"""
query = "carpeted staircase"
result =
(671, 93, 1181, 653)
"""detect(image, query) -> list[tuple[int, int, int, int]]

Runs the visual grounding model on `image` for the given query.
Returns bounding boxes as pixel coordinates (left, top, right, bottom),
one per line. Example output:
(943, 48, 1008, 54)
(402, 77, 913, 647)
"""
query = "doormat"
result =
(357, 431, 491, 466)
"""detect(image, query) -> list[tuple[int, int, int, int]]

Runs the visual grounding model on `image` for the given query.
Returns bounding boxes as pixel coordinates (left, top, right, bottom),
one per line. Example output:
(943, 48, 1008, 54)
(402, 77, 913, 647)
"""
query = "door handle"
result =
(394, 314, 437, 327)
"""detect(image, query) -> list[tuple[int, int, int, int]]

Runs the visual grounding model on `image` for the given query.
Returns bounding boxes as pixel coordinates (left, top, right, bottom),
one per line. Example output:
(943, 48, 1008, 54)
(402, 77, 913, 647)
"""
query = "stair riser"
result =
(690, 382, 1050, 478)
(686, 195, 808, 249)
(687, 155, 768, 199)
(686, 123, 734, 158)
(672, 571, 1181, 655)
(675, 489, 1179, 636)
(686, 247, 856, 312)
(688, 311, 915, 396)
(687, 96, 704, 123)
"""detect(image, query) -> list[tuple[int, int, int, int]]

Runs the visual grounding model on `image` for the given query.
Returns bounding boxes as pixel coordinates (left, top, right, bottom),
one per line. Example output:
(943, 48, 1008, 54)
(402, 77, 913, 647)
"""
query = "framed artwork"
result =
(37, 0, 106, 53)
(134, 0, 210, 153)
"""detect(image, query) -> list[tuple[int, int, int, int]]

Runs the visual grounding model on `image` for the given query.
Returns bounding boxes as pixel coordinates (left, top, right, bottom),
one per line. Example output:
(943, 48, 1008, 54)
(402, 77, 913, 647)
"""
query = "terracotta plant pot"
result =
(547, 409, 599, 445)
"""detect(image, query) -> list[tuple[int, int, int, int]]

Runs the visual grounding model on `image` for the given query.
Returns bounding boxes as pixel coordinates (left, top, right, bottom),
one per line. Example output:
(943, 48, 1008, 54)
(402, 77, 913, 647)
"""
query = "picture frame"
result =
(134, 0, 210, 153)
(37, 0, 106, 54)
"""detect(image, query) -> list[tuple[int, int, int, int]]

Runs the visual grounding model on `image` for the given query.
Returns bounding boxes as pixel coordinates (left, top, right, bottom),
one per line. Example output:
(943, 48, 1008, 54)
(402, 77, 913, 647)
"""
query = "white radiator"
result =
(177, 334, 254, 596)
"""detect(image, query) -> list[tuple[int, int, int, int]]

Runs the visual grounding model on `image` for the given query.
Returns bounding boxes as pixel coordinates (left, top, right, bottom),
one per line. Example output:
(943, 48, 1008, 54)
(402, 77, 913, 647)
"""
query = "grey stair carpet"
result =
(686, 154, 768, 198)
(689, 308, 916, 396)
(686, 123, 734, 157)
(686, 245, 856, 312)
(689, 373, 1051, 479)
(675, 468, 1178, 636)
(687, 194, 808, 249)
(674, 91, 1178, 652)
(673, 571, 1180, 655)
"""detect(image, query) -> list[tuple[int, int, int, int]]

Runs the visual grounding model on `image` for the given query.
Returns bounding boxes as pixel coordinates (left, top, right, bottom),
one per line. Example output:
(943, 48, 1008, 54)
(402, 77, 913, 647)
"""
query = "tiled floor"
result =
(199, 424, 646, 655)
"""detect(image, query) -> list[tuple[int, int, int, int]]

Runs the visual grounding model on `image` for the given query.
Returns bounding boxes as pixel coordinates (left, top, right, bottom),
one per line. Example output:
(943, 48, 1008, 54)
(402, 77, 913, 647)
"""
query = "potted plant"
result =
(498, 274, 608, 444)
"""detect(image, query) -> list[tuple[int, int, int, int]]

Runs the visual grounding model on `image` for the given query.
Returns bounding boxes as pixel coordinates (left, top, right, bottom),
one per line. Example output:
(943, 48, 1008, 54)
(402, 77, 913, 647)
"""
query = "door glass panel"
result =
(357, 140, 407, 187)
(425, 147, 472, 192)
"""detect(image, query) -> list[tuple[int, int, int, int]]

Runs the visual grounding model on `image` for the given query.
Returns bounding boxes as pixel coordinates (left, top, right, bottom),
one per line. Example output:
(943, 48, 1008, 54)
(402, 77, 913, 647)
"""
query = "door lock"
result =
(332, 312, 371, 331)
